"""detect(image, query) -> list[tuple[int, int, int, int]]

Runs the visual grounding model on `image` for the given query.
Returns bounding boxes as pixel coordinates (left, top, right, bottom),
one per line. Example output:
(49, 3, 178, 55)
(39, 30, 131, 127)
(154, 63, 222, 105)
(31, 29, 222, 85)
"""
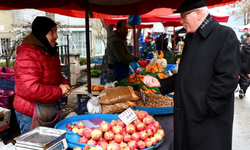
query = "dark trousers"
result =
(239, 72, 250, 93)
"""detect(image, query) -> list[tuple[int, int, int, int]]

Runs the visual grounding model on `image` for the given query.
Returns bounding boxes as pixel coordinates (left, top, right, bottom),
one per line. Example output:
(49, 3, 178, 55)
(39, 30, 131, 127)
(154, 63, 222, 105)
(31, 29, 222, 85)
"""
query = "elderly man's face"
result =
(118, 22, 128, 37)
(180, 9, 199, 33)
(46, 26, 58, 47)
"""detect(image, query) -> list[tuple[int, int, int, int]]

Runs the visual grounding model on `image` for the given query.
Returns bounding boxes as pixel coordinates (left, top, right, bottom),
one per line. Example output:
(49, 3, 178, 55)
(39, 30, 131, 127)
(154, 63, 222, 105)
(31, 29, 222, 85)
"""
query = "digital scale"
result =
(14, 127, 68, 150)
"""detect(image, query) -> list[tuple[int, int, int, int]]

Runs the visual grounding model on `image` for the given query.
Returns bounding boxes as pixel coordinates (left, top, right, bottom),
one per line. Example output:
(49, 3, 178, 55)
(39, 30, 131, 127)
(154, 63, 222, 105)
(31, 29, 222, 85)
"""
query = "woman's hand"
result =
(143, 75, 161, 88)
(59, 84, 71, 97)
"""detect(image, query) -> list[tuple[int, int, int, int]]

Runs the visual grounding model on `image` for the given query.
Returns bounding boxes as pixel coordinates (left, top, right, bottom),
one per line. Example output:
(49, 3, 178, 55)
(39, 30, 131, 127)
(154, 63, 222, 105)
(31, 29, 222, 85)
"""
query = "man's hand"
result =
(247, 74, 250, 78)
(143, 75, 161, 88)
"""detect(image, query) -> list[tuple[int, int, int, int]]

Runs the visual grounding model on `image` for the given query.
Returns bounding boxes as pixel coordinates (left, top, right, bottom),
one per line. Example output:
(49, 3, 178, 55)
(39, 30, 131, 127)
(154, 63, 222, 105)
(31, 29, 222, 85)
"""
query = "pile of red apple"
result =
(66, 110, 165, 150)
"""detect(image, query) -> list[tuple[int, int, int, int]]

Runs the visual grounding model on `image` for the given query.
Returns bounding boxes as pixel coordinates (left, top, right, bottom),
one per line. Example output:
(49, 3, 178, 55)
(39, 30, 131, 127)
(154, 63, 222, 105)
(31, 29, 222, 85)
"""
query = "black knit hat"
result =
(174, 0, 207, 13)
(32, 16, 57, 55)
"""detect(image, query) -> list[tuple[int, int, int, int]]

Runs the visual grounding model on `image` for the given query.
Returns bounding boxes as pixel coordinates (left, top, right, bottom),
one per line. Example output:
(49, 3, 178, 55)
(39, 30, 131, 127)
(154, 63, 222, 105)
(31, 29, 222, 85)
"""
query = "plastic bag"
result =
(101, 101, 136, 114)
(87, 96, 102, 114)
(99, 86, 139, 105)
(86, 92, 106, 114)
(104, 81, 117, 89)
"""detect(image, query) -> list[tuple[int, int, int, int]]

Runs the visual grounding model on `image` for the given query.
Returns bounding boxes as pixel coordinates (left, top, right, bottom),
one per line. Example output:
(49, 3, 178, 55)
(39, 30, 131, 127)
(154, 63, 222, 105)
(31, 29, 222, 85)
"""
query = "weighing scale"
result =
(14, 127, 68, 150)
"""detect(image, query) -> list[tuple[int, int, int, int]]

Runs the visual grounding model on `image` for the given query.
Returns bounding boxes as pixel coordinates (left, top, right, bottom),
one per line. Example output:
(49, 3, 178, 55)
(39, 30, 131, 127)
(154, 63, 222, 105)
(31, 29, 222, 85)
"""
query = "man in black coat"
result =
(143, 0, 240, 150)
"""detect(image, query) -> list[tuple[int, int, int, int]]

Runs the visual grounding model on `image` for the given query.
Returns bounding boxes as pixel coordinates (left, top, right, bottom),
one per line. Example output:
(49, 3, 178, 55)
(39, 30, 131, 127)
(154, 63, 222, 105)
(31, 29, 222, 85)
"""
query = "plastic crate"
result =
(77, 94, 89, 112)
(57, 96, 68, 105)
(91, 57, 103, 64)
(166, 64, 178, 71)
(145, 53, 154, 59)
(0, 67, 15, 91)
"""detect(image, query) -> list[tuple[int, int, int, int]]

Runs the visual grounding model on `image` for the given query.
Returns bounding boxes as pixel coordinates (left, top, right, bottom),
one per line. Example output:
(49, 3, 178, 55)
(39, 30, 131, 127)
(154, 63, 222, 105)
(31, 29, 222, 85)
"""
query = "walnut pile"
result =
(135, 91, 174, 107)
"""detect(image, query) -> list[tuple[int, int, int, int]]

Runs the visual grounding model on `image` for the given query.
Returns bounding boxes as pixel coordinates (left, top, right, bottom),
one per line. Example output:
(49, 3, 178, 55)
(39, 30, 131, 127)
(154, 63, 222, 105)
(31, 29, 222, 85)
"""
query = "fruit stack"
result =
(67, 110, 165, 150)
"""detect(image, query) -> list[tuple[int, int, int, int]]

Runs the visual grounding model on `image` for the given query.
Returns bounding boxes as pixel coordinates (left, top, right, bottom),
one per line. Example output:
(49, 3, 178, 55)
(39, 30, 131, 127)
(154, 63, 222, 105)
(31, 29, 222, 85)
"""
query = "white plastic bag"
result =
(86, 92, 106, 114)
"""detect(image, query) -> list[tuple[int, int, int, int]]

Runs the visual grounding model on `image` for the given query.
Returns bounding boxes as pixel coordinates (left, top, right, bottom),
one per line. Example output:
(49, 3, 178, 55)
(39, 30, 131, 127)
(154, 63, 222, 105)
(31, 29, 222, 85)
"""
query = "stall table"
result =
(71, 85, 101, 112)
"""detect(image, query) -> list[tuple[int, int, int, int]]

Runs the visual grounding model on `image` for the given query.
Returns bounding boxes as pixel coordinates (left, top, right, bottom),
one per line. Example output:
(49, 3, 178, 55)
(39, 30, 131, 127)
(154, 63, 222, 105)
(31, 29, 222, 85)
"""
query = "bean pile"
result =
(135, 91, 174, 107)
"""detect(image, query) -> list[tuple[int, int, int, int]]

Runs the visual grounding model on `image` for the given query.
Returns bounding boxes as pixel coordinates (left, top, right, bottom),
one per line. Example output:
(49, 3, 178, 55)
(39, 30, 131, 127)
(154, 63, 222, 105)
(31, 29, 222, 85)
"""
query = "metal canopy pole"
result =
(85, 0, 91, 94)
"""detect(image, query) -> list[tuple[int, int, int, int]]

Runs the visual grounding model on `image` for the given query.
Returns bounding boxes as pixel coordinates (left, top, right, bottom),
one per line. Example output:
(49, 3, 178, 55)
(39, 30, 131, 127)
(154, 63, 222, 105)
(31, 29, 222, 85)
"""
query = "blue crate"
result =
(77, 94, 89, 112)
(145, 53, 154, 59)
(0, 79, 15, 91)
(166, 64, 178, 71)
(91, 57, 103, 64)
(58, 96, 68, 105)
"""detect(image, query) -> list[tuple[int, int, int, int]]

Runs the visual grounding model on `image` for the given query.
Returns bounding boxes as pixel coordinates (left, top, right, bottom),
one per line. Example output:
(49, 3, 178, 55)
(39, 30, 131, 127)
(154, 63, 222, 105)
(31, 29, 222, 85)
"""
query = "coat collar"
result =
(196, 14, 219, 38)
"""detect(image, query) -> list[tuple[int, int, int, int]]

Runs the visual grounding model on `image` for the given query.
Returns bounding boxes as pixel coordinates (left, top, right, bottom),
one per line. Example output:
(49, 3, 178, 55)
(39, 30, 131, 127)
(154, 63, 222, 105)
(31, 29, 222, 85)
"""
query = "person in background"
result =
(145, 32, 155, 46)
(106, 20, 138, 82)
(239, 34, 250, 99)
(240, 28, 249, 44)
(14, 16, 71, 134)
(156, 33, 168, 50)
(143, 0, 240, 150)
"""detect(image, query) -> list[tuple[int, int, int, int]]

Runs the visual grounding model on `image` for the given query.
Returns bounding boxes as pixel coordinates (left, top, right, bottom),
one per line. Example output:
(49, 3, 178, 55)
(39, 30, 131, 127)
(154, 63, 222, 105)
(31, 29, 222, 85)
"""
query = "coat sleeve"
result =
(110, 39, 135, 64)
(159, 74, 176, 95)
(203, 30, 240, 117)
(247, 54, 250, 74)
(15, 48, 63, 103)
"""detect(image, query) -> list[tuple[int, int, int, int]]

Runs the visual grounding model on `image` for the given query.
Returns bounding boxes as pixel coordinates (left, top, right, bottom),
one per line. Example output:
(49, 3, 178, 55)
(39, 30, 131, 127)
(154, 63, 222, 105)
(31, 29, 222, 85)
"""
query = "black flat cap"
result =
(174, 0, 207, 13)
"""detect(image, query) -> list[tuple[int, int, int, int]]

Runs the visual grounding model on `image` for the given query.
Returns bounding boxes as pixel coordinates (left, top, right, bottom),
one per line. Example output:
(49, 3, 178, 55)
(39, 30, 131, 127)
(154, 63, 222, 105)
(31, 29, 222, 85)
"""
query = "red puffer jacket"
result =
(14, 36, 70, 117)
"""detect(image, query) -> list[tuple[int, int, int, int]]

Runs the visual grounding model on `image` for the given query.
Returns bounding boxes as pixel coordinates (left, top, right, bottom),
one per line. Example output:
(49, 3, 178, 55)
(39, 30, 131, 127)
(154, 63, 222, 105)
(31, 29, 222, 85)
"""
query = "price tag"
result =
(96, 145, 104, 150)
(118, 108, 137, 125)
(153, 53, 158, 63)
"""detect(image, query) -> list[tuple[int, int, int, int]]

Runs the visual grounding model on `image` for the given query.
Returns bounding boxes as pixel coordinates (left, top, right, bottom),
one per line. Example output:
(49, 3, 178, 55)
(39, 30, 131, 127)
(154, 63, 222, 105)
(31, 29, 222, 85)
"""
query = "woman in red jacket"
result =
(14, 16, 71, 134)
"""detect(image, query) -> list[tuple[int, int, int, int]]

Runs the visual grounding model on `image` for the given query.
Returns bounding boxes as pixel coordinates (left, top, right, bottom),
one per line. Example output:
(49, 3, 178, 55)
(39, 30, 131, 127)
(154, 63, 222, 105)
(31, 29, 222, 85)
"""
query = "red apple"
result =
(133, 109, 139, 117)
(150, 136, 158, 145)
(78, 136, 88, 144)
(99, 121, 111, 132)
(123, 133, 131, 143)
(99, 142, 108, 150)
(157, 129, 165, 137)
(73, 147, 82, 150)
(137, 140, 146, 149)
(138, 110, 148, 121)
(144, 138, 153, 148)
(147, 124, 157, 134)
(125, 124, 136, 134)
(153, 121, 161, 129)
(104, 131, 114, 141)
(127, 140, 138, 150)
(154, 132, 163, 142)
(146, 128, 154, 137)
(143, 116, 154, 125)
(87, 139, 97, 145)
(114, 134, 123, 144)
(112, 125, 122, 134)
(76, 121, 85, 129)
(97, 137, 108, 145)
(82, 128, 93, 139)
(107, 142, 121, 150)
(110, 120, 117, 127)
(135, 122, 146, 132)
(139, 131, 148, 141)
(116, 120, 125, 128)
(131, 132, 140, 142)
(91, 129, 102, 141)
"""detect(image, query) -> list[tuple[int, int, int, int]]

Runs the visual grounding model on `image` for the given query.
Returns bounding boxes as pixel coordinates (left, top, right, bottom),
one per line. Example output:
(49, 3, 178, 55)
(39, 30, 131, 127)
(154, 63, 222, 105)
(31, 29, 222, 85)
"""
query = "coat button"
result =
(177, 107, 180, 110)
(217, 108, 221, 112)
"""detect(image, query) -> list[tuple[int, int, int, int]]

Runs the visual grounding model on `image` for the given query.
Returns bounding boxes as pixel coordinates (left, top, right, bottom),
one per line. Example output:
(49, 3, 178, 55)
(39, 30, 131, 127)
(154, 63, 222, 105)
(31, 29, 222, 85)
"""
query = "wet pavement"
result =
(232, 88, 250, 149)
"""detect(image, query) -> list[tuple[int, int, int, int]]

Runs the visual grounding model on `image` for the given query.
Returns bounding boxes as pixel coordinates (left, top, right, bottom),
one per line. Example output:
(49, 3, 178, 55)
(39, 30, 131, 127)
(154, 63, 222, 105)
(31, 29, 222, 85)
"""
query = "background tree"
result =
(228, 0, 250, 25)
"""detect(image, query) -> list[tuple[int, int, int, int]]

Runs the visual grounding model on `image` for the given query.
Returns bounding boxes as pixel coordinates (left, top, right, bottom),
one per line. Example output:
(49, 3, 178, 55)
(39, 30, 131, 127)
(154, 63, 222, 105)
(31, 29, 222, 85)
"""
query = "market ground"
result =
(6, 76, 250, 149)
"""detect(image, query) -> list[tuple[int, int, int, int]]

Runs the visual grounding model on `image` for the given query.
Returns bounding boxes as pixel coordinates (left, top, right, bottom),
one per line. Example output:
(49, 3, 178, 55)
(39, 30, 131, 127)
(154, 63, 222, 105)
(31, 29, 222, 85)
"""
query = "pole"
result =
(85, 0, 91, 94)
(173, 27, 176, 51)
(133, 25, 136, 56)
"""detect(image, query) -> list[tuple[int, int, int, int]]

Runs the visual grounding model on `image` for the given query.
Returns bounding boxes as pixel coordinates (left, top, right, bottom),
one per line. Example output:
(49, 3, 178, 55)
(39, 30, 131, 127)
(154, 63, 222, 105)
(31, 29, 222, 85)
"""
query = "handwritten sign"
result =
(118, 108, 137, 125)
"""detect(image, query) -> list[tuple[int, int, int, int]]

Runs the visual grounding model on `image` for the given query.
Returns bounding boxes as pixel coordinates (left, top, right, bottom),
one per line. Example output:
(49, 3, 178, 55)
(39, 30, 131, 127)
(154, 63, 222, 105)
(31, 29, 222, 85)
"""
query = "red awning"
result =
(0, 0, 239, 15)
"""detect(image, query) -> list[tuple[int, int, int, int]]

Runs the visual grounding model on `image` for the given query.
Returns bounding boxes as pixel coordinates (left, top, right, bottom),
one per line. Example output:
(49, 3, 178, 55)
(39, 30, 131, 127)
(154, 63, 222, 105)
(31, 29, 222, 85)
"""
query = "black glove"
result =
(134, 56, 139, 62)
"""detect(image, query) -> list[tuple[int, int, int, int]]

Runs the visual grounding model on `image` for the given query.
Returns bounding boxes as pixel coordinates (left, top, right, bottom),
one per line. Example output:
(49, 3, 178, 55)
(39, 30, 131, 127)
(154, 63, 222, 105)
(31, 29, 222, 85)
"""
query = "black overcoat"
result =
(159, 17, 240, 150)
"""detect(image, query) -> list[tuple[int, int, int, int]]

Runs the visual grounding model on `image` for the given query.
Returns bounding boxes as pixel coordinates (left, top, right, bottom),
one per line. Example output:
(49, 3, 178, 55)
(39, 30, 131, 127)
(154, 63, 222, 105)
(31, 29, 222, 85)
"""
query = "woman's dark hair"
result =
(116, 20, 127, 29)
